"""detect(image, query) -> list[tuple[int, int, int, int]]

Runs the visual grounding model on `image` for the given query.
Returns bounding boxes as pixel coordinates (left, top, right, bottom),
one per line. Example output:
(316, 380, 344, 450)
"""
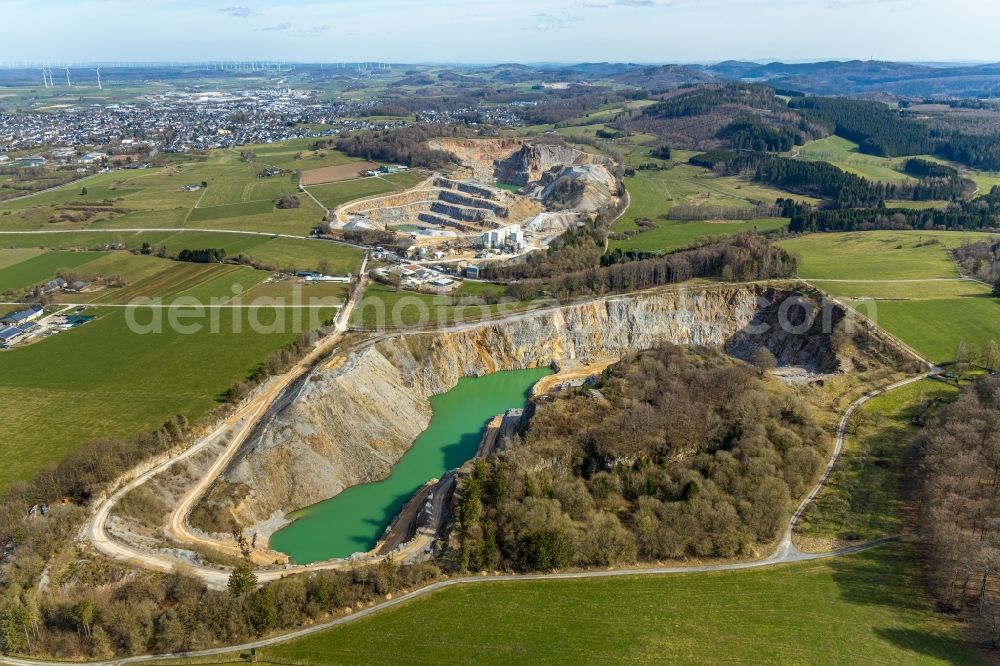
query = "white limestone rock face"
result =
(201, 286, 848, 532)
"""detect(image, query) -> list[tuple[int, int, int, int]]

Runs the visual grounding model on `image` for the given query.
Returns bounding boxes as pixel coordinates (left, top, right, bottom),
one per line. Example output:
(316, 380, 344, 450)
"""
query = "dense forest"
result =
(789, 187, 1000, 232)
(790, 97, 936, 156)
(503, 234, 799, 302)
(690, 151, 974, 207)
(719, 116, 803, 152)
(447, 344, 826, 572)
(334, 124, 467, 168)
(643, 84, 787, 119)
(902, 158, 958, 179)
(938, 133, 1000, 171)
(918, 375, 1000, 647)
(953, 238, 1000, 284)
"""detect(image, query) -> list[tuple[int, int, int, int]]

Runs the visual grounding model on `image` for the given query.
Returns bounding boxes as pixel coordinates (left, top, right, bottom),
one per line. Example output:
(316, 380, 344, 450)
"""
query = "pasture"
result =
(300, 162, 378, 186)
(794, 136, 919, 184)
(351, 283, 536, 329)
(0, 250, 103, 292)
(777, 231, 992, 281)
(609, 164, 816, 253)
(307, 172, 426, 210)
(0, 305, 333, 487)
(610, 218, 787, 254)
(181, 544, 982, 666)
(0, 231, 364, 276)
(0, 143, 366, 235)
(798, 379, 959, 547)
(858, 297, 1000, 364)
(793, 135, 1000, 194)
(781, 231, 1000, 363)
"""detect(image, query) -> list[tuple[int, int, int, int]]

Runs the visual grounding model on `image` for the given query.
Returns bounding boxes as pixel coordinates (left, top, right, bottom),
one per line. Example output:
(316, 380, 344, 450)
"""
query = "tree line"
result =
(443, 344, 827, 572)
(789, 97, 936, 157)
(501, 234, 799, 302)
(918, 374, 1000, 647)
(334, 124, 469, 169)
(177, 248, 226, 264)
(789, 187, 1000, 232)
(0, 541, 439, 657)
(690, 150, 975, 207)
(953, 238, 1000, 286)
(719, 116, 804, 152)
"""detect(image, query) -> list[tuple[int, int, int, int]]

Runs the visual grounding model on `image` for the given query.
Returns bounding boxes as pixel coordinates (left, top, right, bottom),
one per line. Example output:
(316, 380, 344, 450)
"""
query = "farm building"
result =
(2, 305, 43, 326)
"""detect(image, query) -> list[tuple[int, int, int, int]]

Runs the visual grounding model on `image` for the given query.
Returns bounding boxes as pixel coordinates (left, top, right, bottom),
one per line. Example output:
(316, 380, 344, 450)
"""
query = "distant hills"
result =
(700, 60, 1000, 97)
(532, 60, 1000, 98)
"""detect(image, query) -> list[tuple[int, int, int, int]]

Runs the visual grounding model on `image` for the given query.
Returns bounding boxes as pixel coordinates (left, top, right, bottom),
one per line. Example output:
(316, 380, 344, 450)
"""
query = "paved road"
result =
(85, 257, 369, 584)
(0, 171, 104, 204)
(0, 280, 934, 663)
(79, 306, 930, 579)
(0, 227, 369, 251)
(0, 536, 898, 666)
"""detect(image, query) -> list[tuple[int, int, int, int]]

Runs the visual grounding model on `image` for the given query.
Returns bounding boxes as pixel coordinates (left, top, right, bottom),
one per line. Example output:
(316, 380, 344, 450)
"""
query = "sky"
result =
(2, 0, 1000, 65)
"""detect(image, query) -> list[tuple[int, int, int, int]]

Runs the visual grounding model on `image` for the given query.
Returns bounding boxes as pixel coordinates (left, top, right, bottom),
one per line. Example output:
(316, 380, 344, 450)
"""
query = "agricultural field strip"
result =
(0, 302, 342, 309)
(803, 277, 972, 282)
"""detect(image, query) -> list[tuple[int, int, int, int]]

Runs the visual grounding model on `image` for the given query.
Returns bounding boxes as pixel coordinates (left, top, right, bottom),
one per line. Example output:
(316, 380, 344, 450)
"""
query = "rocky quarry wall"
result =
(196, 285, 899, 541)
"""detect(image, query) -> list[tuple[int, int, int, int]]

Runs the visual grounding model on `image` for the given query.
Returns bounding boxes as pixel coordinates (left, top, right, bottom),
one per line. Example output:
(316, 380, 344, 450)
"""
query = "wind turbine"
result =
(64, 65, 72, 86)
(94, 67, 102, 90)
(40, 67, 50, 88)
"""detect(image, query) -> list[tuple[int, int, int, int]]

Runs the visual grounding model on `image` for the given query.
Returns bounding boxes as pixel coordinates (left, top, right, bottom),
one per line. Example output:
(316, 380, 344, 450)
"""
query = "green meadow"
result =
(306, 172, 426, 210)
(798, 379, 959, 546)
(0, 250, 103, 292)
(0, 303, 334, 487)
(780, 231, 1000, 363)
(0, 231, 363, 276)
(609, 165, 820, 254)
(181, 544, 982, 666)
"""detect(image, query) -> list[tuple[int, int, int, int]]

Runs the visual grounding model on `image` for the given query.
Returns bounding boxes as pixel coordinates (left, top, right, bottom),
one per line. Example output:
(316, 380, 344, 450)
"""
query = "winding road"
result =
(18, 345, 931, 664)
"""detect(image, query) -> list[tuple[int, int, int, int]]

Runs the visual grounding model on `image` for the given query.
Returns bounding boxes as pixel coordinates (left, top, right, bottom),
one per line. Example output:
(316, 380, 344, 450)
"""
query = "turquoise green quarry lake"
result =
(270, 366, 553, 564)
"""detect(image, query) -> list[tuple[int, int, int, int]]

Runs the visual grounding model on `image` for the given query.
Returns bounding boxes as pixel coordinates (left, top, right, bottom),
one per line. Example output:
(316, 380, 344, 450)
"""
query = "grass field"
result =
(0, 248, 43, 269)
(89, 262, 267, 305)
(351, 283, 536, 329)
(780, 231, 1000, 363)
(778, 231, 993, 281)
(0, 250, 103, 292)
(859, 297, 1000, 364)
(609, 165, 818, 253)
(0, 232, 363, 276)
(0, 143, 359, 235)
(794, 136, 919, 184)
(793, 136, 1000, 194)
(807, 279, 989, 300)
(187, 199, 275, 222)
(0, 305, 332, 487)
(798, 379, 959, 547)
(610, 218, 788, 253)
(183, 544, 983, 665)
(306, 172, 426, 210)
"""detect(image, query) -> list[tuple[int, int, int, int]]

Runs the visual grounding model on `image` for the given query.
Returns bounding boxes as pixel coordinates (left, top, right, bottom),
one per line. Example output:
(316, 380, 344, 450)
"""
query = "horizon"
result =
(1, 58, 998, 68)
(4, 0, 1000, 64)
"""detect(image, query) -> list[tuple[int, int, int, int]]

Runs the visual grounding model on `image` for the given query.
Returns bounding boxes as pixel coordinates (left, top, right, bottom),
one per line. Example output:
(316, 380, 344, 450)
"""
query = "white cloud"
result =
(219, 6, 252, 18)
